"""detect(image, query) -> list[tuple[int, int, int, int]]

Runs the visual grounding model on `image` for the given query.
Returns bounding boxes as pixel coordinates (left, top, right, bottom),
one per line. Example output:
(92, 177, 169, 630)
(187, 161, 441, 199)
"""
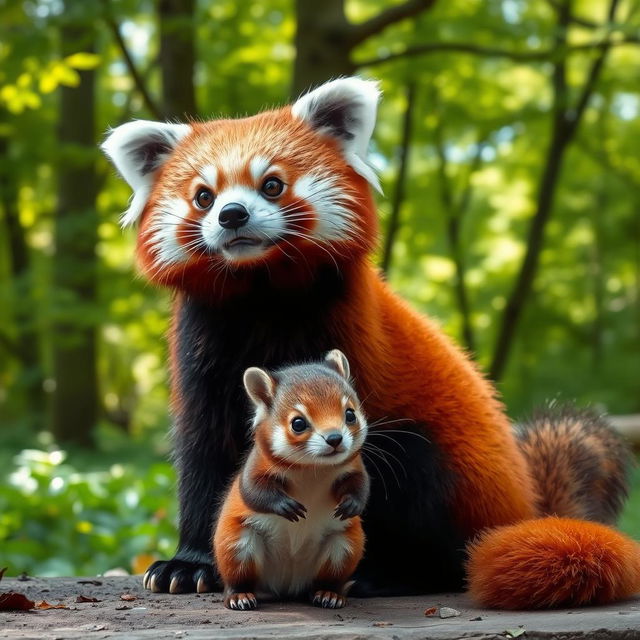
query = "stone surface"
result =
(1, 576, 639, 639)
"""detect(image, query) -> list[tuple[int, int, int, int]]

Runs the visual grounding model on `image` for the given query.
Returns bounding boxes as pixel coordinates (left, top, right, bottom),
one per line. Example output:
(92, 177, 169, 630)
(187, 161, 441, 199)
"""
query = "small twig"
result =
(103, 10, 162, 119)
(349, 0, 437, 47)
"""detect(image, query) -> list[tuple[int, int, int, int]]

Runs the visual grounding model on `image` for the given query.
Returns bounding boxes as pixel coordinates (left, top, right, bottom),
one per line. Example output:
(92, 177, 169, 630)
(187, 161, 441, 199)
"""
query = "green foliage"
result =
(0, 437, 177, 577)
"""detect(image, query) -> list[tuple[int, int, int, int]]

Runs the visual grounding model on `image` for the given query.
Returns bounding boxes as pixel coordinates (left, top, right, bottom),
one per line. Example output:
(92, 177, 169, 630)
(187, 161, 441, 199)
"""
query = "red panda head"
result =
(102, 77, 381, 300)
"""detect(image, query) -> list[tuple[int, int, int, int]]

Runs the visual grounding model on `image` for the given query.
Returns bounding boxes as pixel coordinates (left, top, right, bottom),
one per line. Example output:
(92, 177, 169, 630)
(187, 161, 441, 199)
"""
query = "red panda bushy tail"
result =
(515, 406, 632, 524)
(467, 517, 640, 609)
(467, 407, 639, 609)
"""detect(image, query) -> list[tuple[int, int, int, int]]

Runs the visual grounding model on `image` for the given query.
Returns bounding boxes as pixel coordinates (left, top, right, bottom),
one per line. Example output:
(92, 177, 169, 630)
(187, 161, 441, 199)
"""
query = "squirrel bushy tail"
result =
(467, 407, 639, 609)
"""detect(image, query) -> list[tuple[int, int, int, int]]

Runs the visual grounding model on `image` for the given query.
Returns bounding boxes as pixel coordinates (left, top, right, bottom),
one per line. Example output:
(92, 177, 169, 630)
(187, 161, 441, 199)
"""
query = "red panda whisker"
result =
(283, 226, 353, 261)
(276, 229, 342, 273)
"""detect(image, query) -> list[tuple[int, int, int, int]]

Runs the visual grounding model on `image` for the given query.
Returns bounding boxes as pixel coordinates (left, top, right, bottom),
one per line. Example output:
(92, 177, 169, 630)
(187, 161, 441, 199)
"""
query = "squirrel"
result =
(102, 76, 638, 609)
(213, 350, 369, 610)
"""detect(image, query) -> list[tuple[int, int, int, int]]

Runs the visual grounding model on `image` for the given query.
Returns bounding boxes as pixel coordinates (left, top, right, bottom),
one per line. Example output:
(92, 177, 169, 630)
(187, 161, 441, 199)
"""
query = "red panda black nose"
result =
(219, 203, 250, 230)
(325, 433, 343, 448)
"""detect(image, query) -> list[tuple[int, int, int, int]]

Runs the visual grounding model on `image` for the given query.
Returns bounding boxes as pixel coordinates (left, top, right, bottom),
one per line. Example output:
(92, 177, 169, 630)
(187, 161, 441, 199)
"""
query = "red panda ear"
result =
(101, 120, 191, 227)
(291, 77, 382, 193)
(324, 349, 351, 380)
(243, 367, 276, 409)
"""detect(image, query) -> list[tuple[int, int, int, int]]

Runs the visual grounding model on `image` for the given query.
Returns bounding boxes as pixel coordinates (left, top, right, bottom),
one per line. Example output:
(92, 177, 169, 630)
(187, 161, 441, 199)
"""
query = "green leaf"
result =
(64, 52, 101, 70)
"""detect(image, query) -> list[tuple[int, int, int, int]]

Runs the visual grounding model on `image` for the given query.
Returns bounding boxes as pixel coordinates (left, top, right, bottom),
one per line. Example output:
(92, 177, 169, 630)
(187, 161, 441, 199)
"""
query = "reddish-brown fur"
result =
(468, 518, 640, 609)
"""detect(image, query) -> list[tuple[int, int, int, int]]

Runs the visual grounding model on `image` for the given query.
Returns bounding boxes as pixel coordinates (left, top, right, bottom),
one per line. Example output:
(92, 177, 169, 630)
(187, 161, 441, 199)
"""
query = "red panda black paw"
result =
(143, 558, 218, 594)
(225, 592, 258, 610)
(312, 590, 346, 608)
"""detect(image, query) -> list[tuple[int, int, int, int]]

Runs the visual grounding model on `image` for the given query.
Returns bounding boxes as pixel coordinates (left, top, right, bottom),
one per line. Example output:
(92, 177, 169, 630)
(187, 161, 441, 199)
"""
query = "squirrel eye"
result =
(261, 177, 284, 199)
(195, 187, 215, 209)
(291, 416, 308, 433)
(345, 408, 356, 424)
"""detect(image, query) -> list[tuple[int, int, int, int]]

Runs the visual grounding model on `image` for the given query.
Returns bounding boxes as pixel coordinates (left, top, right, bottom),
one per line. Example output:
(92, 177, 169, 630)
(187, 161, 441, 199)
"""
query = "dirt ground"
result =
(1, 576, 639, 640)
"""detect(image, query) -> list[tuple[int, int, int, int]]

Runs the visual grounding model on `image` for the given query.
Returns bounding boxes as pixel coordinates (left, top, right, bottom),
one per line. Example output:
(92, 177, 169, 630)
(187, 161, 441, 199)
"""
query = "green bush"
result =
(0, 446, 178, 577)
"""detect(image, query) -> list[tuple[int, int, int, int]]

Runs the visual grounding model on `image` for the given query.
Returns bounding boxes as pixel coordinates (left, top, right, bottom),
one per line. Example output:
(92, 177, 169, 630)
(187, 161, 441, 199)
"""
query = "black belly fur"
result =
(171, 266, 465, 594)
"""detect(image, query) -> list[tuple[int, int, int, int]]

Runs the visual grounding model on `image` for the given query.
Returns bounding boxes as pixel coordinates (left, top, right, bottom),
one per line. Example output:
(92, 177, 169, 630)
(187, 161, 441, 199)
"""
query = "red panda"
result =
(214, 350, 369, 610)
(101, 77, 639, 608)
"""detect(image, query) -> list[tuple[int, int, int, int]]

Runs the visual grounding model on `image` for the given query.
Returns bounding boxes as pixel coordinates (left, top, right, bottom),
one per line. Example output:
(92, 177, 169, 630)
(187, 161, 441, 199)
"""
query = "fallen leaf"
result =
(470, 616, 483, 621)
(372, 621, 393, 627)
(17, 573, 30, 582)
(439, 607, 461, 619)
(424, 607, 437, 616)
(34, 600, 69, 610)
(0, 592, 35, 611)
(120, 593, 137, 601)
(76, 595, 100, 603)
(115, 605, 131, 610)
(505, 629, 526, 638)
(87, 624, 106, 631)
(77, 580, 102, 586)
(0, 568, 7, 582)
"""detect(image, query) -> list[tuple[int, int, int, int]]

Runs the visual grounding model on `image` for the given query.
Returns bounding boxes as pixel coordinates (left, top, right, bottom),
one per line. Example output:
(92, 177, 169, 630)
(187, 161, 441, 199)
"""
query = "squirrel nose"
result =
(219, 203, 250, 230)
(325, 433, 343, 448)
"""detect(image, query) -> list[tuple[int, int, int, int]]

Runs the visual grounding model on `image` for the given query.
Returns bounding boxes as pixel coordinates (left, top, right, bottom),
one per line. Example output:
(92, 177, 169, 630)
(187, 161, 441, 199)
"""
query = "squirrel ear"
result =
(243, 367, 276, 408)
(101, 120, 191, 227)
(324, 349, 350, 380)
(291, 77, 382, 193)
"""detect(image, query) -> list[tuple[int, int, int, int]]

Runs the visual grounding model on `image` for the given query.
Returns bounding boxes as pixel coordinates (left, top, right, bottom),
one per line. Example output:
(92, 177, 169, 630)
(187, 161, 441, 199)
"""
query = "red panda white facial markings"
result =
(293, 174, 358, 243)
(148, 196, 191, 266)
(249, 156, 271, 183)
(199, 165, 218, 190)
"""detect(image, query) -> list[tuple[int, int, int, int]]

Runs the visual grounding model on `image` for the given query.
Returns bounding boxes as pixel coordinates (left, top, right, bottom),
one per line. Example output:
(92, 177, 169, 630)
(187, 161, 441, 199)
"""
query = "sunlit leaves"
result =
(0, 53, 101, 112)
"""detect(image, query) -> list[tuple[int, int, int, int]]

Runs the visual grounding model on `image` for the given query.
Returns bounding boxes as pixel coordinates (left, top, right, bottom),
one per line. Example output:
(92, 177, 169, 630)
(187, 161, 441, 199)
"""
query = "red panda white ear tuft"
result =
(101, 120, 191, 227)
(243, 367, 276, 410)
(291, 77, 382, 193)
(324, 349, 351, 380)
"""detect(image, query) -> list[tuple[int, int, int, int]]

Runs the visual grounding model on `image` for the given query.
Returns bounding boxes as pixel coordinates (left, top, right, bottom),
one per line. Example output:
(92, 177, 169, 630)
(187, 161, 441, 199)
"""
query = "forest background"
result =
(1, 0, 639, 577)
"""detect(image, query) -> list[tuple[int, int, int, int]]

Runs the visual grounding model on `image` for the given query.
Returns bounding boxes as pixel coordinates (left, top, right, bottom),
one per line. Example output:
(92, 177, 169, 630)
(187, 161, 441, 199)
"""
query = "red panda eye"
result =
(345, 409, 356, 424)
(195, 188, 215, 209)
(261, 177, 284, 199)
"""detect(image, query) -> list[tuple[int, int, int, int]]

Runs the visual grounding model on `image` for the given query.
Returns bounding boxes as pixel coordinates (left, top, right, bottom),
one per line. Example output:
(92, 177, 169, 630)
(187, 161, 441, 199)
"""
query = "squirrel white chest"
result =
(243, 467, 350, 596)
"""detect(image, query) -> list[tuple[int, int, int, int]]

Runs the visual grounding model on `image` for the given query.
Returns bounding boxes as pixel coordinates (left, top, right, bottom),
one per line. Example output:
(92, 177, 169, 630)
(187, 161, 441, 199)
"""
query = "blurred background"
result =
(1, 0, 639, 577)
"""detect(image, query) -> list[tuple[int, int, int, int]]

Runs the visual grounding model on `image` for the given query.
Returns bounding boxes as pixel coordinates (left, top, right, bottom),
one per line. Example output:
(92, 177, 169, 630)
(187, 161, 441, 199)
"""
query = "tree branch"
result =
(566, 0, 620, 137)
(381, 82, 416, 276)
(349, 0, 437, 47)
(104, 15, 163, 120)
(431, 101, 482, 354)
(356, 34, 639, 68)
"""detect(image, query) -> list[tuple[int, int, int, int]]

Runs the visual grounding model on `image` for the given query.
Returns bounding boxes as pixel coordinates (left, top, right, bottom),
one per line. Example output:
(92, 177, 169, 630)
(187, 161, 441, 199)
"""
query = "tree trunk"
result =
(50, 26, 99, 447)
(0, 124, 44, 427)
(158, 0, 197, 119)
(292, 0, 353, 96)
